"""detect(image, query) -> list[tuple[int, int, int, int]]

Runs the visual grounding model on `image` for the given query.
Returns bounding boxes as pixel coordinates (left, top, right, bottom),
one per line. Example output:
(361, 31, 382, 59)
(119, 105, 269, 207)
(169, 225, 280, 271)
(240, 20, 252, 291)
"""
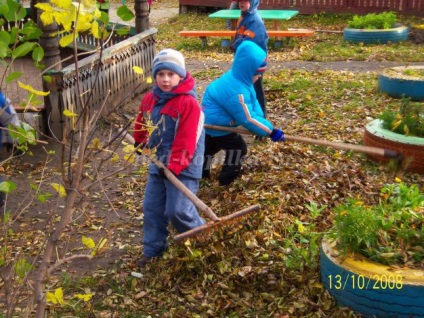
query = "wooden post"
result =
(37, 0, 63, 137)
(134, 0, 150, 33)
(30, 0, 38, 23)
(42, 72, 64, 139)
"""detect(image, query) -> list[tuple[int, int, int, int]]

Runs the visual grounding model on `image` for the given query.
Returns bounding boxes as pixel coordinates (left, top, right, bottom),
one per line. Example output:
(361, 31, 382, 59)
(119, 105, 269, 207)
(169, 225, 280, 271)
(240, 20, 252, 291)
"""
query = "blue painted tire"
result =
(321, 239, 424, 318)
(378, 66, 424, 101)
(343, 25, 409, 44)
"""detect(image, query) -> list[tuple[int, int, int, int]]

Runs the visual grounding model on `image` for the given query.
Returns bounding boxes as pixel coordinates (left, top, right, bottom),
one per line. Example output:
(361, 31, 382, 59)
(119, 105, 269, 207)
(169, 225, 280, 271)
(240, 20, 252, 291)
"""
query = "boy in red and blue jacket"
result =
(133, 49, 205, 267)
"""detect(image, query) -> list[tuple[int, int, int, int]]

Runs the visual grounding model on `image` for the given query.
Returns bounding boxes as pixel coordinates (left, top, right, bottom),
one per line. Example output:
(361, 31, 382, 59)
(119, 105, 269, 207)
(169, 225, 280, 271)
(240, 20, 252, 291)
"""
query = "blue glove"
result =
(270, 129, 285, 142)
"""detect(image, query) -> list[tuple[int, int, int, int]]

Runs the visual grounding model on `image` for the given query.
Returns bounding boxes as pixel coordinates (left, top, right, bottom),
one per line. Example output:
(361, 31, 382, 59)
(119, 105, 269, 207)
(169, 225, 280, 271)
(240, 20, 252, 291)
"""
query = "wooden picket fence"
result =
(43, 28, 157, 137)
(179, 0, 424, 16)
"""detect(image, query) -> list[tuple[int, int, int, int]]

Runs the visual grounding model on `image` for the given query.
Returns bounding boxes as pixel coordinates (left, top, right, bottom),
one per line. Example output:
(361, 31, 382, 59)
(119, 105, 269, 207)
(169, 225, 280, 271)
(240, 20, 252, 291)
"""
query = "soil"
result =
(1, 0, 423, 287)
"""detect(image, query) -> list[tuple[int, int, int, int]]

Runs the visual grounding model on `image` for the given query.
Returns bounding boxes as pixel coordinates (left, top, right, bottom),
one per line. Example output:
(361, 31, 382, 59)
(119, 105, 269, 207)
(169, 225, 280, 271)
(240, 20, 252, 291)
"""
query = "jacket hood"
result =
(245, 0, 259, 13)
(231, 41, 267, 85)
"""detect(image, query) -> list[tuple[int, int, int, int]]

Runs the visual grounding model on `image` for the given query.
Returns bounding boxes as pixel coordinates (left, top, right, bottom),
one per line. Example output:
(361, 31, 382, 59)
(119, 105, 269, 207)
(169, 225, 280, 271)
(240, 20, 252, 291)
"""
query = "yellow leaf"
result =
(74, 293, 93, 301)
(52, 0, 72, 9)
(82, 235, 96, 249)
(133, 66, 144, 74)
(55, 287, 64, 306)
(91, 20, 100, 39)
(51, 183, 67, 197)
(297, 223, 306, 234)
(110, 154, 119, 163)
(59, 33, 75, 47)
(63, 109, 78, 117)
(47, 287, 65, 305)
(90, 138, 101, 149)
(96, 238, 108, 252)
(146, 77, 153, 84)
(18, 82, 50, 96)
(403, 124, 409, 135)
(46, 291, 58, 304)
(395, 177, 402, 183)
(124, 153, 135, 163)
(122, 144, 135, 154)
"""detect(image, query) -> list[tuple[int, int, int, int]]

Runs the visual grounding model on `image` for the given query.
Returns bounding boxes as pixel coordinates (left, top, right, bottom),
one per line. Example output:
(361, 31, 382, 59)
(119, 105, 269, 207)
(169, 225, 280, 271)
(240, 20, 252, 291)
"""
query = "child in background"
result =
(231, 0, 268, 116)
(201, 41, 285, 186)
(0, 91, 21, 153)
(133, 49, 205, 267)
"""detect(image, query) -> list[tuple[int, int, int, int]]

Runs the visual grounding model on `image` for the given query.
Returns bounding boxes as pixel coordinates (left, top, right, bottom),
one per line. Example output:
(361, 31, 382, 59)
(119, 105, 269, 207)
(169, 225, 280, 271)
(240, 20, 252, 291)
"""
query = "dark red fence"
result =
(179, 0, 424, 16)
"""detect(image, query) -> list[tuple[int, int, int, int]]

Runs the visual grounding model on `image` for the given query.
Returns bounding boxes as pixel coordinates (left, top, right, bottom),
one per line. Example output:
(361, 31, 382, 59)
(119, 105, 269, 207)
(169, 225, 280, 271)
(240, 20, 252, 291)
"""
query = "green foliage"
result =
(348, 11, 398, 29)
(283, 202, 326, 270)
(0, 0, 44, 65)
(378, 98, 424, 137)
(0, 179, 16, 193)
(14, 258, 32, 280)
(116, 5, 135, 21)
(329, 182, 424, 266)
(403, 68, 424, 77)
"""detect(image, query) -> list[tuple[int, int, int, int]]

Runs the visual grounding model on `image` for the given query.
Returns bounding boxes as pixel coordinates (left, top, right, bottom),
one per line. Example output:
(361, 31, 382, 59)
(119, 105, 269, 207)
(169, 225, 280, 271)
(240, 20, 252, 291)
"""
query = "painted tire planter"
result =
(363, 119, 424, 173)
(343, 25, 409, 44)
(378, 66, 424, 101)
(321, 239, 424, 318)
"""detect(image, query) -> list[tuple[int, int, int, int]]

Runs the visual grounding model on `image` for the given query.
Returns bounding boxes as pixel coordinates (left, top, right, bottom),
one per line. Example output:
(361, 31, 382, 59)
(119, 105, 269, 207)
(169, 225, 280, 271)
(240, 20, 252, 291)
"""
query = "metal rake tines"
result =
(174, 204, 260, 243)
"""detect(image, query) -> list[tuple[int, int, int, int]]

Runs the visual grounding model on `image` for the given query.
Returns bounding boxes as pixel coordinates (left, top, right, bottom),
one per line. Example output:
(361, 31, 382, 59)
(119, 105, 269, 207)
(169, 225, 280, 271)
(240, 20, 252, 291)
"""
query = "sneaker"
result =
(136, 255, 154, 267)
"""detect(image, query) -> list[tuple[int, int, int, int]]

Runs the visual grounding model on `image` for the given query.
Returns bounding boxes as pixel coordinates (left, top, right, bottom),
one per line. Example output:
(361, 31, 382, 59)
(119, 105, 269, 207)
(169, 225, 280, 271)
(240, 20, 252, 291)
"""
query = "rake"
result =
(119, 128, 260, 243)
(204, 124, 405, 166)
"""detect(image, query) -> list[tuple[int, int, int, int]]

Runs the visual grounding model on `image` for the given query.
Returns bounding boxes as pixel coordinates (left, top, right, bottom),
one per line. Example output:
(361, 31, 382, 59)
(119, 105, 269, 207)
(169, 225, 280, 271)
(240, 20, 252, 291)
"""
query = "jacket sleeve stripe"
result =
(238, 94, 272, 134)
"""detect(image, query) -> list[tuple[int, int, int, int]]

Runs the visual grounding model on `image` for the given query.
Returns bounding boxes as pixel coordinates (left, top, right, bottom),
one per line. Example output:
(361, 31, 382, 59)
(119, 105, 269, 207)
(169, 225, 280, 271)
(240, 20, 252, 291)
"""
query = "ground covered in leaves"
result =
(1, 1, 424, 317)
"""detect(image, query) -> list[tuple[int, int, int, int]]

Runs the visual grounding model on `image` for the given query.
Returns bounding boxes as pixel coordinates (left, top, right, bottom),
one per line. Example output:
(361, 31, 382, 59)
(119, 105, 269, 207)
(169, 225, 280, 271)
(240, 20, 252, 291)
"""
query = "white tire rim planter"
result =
(321, 238, 424, 318)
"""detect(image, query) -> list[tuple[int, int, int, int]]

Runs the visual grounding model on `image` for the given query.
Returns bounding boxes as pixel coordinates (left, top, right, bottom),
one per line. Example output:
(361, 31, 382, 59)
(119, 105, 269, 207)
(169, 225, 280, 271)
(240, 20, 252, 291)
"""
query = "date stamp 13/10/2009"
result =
(327, 274, 403, 290)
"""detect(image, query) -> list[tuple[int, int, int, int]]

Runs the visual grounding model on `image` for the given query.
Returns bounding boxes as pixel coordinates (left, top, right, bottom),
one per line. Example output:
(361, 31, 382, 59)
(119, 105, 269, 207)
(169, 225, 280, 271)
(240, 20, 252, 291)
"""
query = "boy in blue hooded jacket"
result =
(201, 41, 285, 186)
(231, 0, 269, 116)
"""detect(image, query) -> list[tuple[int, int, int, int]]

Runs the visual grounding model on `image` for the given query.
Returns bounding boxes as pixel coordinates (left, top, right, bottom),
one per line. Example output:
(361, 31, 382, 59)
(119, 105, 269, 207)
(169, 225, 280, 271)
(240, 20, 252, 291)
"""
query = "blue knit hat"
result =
(255, 58, 267, 75)
(152, 49, 186, 78)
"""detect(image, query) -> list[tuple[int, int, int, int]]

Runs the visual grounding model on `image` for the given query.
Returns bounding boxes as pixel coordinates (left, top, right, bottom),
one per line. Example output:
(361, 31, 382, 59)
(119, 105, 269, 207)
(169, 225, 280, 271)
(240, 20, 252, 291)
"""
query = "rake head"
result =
(174, 204, 260, 243)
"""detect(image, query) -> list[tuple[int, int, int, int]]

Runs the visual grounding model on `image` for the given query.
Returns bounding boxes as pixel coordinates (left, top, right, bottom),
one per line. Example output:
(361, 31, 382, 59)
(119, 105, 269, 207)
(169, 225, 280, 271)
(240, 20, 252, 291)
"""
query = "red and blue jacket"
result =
(133, 73, 205, 178)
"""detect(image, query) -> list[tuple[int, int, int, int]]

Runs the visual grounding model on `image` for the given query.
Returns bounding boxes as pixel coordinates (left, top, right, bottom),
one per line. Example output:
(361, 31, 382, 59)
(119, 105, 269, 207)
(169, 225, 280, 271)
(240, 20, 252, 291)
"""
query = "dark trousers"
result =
(254, 75, 266, 116)
(202, 133, 247, 186)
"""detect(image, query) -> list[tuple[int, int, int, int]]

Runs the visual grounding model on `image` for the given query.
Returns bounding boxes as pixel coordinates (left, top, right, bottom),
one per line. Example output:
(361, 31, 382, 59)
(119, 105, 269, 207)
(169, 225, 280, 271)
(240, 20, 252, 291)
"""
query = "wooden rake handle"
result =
(204, 124, 401, 160)
(119, 128, 219, 222)
(151, 158, 219, 222)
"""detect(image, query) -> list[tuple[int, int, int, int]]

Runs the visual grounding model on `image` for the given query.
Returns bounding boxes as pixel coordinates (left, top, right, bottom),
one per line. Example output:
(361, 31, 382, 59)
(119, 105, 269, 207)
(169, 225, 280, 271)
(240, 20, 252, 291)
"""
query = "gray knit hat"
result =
(152, 49, 186, 78)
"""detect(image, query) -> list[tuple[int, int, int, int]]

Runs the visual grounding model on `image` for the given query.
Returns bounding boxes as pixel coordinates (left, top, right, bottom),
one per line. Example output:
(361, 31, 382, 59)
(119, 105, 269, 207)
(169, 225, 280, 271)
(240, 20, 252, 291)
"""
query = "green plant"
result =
(347, 11, 397, 29)
(402, 68, 424, 77)
(378, 98, 424, 137)
(329, 182, 424, 267)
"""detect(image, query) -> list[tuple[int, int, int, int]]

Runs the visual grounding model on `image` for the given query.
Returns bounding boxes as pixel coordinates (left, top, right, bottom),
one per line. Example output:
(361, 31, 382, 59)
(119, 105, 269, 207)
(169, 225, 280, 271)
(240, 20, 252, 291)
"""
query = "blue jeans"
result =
(142, 174, 205, 257)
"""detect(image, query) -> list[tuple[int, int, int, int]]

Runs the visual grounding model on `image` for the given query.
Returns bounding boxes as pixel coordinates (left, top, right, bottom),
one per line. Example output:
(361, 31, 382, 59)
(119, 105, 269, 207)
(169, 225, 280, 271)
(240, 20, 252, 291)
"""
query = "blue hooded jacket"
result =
(202, 41, 273, 137)
(232, 0, 268, 52)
